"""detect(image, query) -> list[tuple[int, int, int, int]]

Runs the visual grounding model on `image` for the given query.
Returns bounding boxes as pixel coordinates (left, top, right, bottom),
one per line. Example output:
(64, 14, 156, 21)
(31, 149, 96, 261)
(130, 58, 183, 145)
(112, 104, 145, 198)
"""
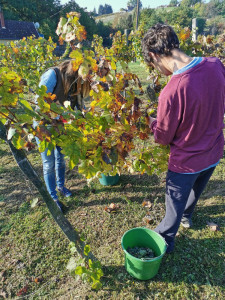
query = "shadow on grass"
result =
(66, 173, 165, 208)
(192, 203, 225, 229)
(0, 147, 12, 158)
(66, 173, 225, 213)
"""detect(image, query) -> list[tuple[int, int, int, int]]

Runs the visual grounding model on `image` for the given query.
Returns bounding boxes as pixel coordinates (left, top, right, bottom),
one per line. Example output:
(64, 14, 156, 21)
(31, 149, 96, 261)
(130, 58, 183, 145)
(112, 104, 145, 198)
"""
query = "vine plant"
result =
(0, 13, 193, 290)
(1, 12, 169, 179)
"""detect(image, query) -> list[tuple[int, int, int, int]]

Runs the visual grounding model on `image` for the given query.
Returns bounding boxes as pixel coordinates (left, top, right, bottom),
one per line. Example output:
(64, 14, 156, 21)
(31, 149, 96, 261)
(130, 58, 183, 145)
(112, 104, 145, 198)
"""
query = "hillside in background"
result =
(95, 10, 133, 26)
(94, 5, 176, 29)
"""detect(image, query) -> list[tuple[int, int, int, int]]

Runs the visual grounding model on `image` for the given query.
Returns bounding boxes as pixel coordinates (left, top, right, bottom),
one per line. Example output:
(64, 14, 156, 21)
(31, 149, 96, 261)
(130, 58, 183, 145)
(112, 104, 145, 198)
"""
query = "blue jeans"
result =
(35, 137, 65, 200)
(154, 166, 216, 252)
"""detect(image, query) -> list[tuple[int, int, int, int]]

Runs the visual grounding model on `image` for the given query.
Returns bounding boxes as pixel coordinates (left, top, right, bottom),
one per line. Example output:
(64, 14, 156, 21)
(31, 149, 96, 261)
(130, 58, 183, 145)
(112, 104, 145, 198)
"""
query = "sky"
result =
(60, 0, 180, 13)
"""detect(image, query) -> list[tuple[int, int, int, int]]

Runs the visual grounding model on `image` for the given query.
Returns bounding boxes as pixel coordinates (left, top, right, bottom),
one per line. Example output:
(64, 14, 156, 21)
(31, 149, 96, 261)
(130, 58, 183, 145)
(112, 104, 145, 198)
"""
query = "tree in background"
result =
(98, 4, 113, 15)
(105, 4, 113, 14)
(117, 13, 134, 31)
(139, 1, 224, 36)
(139, 8, 163, 30)
(127, 0, 142, 10)
(180, 0, 202, 7)
(164, 5, 194, 27)
(206, 0, 225, 18)
(0, 0, 98, 41)
(139, 5, 194, 31)
(169, 0, 179, 6)
(0, 0, 61, 41)
(98, 4, 104, 15)
(96, 20, 115, 46)
(202, 0, 225, 35)
(93, 7, 97, 16)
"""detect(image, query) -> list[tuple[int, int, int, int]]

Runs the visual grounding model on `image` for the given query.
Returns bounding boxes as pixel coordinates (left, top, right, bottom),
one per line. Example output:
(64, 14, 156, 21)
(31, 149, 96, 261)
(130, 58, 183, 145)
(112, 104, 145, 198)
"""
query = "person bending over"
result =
(35, 59, 90, 211)
(141, 24, 225, 253)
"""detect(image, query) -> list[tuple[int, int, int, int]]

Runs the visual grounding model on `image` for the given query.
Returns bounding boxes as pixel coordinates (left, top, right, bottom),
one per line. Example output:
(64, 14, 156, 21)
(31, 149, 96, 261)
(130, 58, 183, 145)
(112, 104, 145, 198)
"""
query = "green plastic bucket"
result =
(121, 227, 167, 280)
(99, 173, 120, 186)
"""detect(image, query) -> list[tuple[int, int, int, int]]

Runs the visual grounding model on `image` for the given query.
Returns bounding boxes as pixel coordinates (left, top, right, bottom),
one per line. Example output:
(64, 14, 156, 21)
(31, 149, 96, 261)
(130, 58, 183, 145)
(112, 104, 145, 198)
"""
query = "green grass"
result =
(0, 62, 224, 299)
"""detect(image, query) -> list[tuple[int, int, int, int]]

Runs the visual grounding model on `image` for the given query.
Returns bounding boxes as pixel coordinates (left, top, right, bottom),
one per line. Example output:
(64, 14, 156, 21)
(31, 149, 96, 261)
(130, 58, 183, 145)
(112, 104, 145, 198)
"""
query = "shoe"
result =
(58, 186, 72, 197)
(166, 248, 174, 254)
(181, 217, 192, 228)
(166, 244, 174, 254)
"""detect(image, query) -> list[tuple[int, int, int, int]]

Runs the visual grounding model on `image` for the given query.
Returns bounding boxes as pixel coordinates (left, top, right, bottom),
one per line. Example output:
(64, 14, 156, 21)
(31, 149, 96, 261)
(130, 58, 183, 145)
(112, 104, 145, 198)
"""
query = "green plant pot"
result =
(121, 227, 167, 280)
(99, 173, 120, 186)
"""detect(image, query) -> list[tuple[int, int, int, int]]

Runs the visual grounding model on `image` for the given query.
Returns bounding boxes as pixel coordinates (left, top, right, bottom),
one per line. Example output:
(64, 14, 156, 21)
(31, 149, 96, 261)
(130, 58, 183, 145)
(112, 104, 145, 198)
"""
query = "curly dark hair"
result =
(141, 23, 180, 64)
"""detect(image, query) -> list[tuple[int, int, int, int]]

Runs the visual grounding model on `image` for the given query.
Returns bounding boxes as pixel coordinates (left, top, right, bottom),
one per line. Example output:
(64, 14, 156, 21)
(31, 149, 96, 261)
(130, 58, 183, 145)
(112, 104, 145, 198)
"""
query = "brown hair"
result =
(142, 23, 180, 65)
(57, 59, 90, 98)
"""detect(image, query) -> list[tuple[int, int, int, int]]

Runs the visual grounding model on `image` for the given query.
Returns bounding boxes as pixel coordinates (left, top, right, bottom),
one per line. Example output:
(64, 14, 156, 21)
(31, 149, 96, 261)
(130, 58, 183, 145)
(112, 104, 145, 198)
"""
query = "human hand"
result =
(147, 116, 156, 128)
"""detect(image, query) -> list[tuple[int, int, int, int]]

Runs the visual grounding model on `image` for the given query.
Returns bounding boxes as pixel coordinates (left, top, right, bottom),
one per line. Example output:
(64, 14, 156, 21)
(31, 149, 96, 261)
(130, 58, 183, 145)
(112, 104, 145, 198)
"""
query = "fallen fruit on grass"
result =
(206, 221, 220, 231)
(142, 200, 152, 209)
(143, 215, 154, 224)
(104, 203, 120, 213)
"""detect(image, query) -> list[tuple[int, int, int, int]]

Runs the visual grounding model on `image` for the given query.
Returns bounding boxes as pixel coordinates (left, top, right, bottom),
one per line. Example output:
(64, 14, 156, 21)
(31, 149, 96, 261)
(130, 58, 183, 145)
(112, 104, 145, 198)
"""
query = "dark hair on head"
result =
(55, 60, 90, 98)
(141, 23, 180, 64)
(56, 60, 78, 95)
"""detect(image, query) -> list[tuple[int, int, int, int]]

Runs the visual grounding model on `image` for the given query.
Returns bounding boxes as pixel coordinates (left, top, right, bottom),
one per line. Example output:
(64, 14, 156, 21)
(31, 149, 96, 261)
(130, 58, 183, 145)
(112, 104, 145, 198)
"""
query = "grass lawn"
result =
(0, 62, 224, 299)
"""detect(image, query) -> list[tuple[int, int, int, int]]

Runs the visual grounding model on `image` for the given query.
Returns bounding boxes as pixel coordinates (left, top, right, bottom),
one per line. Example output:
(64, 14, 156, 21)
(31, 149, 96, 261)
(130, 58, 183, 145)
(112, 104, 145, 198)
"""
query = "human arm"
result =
(150, 84, 183, 145)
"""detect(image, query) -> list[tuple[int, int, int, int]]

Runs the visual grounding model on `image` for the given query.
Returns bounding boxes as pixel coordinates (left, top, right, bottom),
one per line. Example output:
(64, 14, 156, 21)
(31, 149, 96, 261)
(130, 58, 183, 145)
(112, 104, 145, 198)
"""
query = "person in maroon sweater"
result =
(141, 23, 225, 253)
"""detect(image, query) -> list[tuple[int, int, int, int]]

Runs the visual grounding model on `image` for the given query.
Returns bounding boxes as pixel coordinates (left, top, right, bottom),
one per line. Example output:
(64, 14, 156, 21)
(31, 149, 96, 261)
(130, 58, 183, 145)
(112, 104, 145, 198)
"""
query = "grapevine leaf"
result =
(110, 60, 117, 70)
(15, 113, 33, 123)
(75, 266, 87, 276)
(19, 99, 33, 111)
(50, 102, 64, 114)
(70, 50, 84, 71)
(91, 280, 102, 290)
(84, 245, 90, 256)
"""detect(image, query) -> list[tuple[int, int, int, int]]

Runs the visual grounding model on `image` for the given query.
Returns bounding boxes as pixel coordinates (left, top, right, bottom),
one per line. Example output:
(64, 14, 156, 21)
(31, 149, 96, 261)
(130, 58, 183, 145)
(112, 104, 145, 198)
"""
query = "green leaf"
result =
(69, 154, 79, 169)
(12, 134, 25, 149)
(15, 113, 33, 123)
(78, 161, 99, 179)
(19, 101, 41, 120)
(75, 266, 87, 276)
(110, 60, 117, 70)
(56, 17, 67, 35)
(37, 96, 50, 113)
(95, 268, 104, 278)
(19, 99, 33, 111)
(90, 260, 102, 269)
(38, 139, 47, 152)
(91, 280, 102, 290)
(47, 143, 54, 156)
(84, 245, 90, 256)
(50, 102, 64, 114)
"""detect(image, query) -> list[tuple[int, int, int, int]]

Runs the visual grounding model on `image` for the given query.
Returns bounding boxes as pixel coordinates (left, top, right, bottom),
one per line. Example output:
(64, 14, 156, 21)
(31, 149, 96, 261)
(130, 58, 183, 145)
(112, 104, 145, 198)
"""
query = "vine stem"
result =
(0, 111, 15, 123)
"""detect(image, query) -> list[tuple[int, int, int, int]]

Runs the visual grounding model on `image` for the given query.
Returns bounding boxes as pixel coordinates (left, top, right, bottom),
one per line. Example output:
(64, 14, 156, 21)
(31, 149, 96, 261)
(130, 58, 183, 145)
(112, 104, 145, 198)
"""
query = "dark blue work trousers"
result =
(154, 166, 216, 252)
